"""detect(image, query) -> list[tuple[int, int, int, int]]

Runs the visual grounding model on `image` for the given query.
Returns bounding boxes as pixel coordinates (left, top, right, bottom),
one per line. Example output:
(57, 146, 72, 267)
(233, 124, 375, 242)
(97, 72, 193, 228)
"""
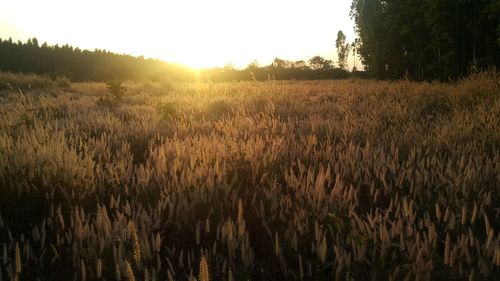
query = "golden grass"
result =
(199, 254, 210, 281)
(0, 72, 499, 280)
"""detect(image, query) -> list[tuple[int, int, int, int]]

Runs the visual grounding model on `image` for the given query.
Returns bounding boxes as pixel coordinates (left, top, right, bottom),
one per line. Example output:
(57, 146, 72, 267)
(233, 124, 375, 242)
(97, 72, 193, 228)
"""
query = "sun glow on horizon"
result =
(1, 0, 357, 69)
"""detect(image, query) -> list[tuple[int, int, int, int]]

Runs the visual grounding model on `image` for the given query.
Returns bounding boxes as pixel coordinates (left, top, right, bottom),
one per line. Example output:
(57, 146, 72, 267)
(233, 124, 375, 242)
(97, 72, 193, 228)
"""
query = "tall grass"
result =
(0, 72, 499, 280)
(0, 71, 70, 92)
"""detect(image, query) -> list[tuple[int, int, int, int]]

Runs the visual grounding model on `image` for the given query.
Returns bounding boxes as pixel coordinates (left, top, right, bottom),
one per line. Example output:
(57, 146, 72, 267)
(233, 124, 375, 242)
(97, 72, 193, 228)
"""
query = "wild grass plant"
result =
(0, 72, 499, 280)
(0, 71, 71, 92)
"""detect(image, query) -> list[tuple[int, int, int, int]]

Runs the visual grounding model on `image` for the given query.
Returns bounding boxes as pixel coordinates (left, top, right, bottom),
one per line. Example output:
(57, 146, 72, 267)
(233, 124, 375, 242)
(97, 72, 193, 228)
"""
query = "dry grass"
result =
(0, 72, 499, 280)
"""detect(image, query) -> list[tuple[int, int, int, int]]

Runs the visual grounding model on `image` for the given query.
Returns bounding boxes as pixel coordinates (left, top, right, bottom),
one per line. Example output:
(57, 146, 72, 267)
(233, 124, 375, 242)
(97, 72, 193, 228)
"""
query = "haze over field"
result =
(0, 0, 357, 68)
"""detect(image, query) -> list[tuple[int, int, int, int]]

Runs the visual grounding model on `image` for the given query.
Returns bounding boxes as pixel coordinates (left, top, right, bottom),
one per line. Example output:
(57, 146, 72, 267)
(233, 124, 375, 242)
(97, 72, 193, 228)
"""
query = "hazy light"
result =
(0, 0, 357, 69)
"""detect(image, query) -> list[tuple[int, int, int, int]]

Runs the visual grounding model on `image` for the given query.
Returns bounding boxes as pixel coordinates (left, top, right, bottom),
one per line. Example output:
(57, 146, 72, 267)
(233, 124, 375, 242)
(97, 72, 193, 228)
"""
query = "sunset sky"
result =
(0, 0, 357, 69)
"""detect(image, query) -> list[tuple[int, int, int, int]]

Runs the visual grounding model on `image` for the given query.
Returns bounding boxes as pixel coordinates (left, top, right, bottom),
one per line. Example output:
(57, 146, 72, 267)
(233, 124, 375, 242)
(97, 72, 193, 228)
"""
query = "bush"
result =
(106, 79, 126, 101)
(96, 80, 127, 107)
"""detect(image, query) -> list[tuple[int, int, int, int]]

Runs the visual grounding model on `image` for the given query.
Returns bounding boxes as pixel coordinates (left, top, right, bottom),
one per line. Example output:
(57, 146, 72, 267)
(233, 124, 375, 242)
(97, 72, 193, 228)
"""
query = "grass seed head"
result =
(199, 255, 209, 281)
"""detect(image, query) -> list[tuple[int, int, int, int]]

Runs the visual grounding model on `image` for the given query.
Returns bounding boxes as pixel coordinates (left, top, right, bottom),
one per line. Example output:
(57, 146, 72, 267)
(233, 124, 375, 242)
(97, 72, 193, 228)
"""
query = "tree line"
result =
(3, 0, 499, 84)
(203, 30, 359, 82)
(0, 37, 194, 82)
(350, 0, 500, 80)
(202, 53, 361, 83)
(0, 36, 360, 83)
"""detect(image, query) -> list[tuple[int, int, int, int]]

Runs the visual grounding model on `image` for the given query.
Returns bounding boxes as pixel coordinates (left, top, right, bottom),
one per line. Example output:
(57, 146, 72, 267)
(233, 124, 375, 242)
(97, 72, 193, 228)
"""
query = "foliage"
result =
(0, 37, 195, 82)
(308, 56, 333, 70)
(106, 79, 126, 101)
(0, 72, 499, 280)
(335, 30, 351, 70)
(350, 0, 500, 80)
(95, 80, 127, 108)
(0, 38, 357, 83)
(204, 57, 351, 82)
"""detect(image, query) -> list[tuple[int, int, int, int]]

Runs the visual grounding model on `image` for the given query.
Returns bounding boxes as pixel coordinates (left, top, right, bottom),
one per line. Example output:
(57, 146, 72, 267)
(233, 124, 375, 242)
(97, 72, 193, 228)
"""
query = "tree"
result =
(351, 38, 361, 71)
(245, 60, 260, 81)
(106, 79, 126, 102)
(350, 0, 500, 80)
(27, 37, 39, 47)
(335, 30, 350, 70)
(246, 60, 259, 71)
(308, 56, 332, 70)
(0, 38, 195, 81)
(223, 63, 235, 72)
(272, 58, 288, 69)
(292, 60, 307, 69)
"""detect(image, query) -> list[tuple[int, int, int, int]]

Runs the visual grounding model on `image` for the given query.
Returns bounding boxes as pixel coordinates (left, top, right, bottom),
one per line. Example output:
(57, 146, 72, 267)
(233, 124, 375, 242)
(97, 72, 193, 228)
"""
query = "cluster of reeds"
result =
(0, 72, 498, 280)
(0, 71, 70, 92)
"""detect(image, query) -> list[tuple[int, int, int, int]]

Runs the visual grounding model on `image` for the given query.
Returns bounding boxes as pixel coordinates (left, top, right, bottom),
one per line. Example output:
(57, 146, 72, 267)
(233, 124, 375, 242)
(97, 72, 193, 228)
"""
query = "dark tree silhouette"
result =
(0, 38, 355, 82)
(0, 37, 195, 82)
(308, 56, 333, 70)
(350, 0, 500, 80)
(336, 30, 351, 70)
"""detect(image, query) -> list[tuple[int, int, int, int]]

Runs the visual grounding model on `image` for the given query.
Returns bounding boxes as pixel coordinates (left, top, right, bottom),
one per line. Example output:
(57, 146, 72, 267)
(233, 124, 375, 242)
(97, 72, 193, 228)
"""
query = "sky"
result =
(0, 0, 358, 69)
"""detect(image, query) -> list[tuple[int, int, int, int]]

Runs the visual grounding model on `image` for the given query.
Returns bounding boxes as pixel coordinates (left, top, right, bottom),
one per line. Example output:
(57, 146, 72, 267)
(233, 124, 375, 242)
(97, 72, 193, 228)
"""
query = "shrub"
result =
(106, 79, 126, 101)
(96, 80, 127, 107)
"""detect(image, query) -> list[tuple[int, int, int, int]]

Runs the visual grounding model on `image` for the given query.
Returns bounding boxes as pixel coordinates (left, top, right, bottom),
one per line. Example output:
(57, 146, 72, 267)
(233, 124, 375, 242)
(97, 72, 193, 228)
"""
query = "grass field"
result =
(0, 72, 499, 280)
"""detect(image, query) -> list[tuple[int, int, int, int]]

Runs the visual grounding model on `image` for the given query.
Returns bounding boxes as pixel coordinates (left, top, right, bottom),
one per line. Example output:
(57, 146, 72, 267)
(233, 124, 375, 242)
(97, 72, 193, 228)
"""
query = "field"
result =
(0, 72, 499, 280)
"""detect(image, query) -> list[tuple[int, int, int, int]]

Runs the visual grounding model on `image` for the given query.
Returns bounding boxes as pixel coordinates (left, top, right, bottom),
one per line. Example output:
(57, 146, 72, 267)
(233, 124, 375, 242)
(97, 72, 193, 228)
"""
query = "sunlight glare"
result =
(0, 0, 355, 68)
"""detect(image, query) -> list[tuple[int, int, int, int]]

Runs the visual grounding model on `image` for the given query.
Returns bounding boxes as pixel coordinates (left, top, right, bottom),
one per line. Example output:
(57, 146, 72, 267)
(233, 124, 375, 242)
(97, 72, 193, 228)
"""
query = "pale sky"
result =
(0, 0, 358, 69)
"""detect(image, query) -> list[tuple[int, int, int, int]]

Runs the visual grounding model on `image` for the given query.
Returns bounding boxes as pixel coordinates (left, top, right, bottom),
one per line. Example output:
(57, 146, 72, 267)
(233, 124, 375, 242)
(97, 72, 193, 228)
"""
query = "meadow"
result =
(0, 72, 499, 280)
